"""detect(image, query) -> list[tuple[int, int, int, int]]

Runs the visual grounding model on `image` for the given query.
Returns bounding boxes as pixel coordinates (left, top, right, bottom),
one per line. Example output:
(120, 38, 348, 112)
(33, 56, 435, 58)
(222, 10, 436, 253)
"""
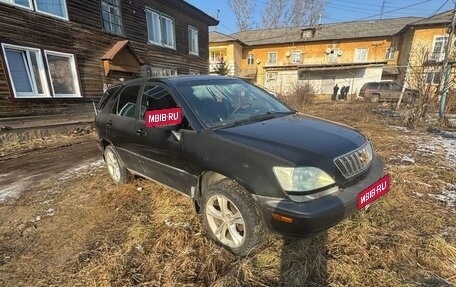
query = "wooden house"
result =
(0, 0, 217, 124)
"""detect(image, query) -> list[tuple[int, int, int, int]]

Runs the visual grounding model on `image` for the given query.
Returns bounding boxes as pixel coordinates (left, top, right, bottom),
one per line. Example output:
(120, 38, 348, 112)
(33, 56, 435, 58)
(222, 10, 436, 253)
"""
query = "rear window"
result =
(97, 85, 121, 110)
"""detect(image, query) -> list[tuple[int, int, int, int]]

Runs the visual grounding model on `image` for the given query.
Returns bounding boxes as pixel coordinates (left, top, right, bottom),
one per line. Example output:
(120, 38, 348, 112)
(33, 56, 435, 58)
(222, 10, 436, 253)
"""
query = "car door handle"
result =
(135, 129, 146, 136)
(106, 120, 113, 127)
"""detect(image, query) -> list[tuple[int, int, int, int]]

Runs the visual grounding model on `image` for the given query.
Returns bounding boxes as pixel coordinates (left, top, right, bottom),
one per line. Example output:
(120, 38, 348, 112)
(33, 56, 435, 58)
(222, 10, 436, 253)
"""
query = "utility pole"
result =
(439, 1, 456, 121)
(380, 0, 386, 20)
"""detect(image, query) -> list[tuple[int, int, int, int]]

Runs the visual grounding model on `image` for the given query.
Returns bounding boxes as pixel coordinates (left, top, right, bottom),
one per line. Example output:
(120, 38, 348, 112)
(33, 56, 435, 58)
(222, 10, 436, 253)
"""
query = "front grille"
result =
(334, 141, 373, 178)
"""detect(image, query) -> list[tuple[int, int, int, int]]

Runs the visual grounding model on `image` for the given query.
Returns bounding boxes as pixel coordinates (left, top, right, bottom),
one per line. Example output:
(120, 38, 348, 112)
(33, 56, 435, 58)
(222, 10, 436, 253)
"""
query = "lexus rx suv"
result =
(95, 75, 388, 256)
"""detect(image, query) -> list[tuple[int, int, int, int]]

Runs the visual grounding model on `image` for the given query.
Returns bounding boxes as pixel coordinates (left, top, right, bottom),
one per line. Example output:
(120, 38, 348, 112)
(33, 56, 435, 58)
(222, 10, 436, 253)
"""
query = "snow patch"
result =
(428, 184, 456, 208)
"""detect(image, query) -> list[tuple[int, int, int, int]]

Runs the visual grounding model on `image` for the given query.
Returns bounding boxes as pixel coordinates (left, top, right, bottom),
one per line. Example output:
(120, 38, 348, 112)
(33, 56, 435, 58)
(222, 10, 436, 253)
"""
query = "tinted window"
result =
(391, 83, 402, 90)
(367, 83, 379, 89)
(116, 85, 140, 118)
(140, 84, 177, 120)
(98, 85, 121, 110)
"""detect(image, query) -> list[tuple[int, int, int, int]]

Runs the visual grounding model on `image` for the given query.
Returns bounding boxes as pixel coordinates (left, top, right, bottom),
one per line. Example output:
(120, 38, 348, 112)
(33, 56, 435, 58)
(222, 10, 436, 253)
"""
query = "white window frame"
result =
(44, 50, 81, 98)
(425, 69, 441, 85)
(1, 43, 50, 98)
(101, 0, 123, 35)
(189, 69, 200, 75)
(247, 53, 255, 65)
(354, 48, 368, 63)
(33, 0, 68, 20)
(430, 35, 448, 62)
(0, 0, 68, 20)
(291, 50, 302, 64)
(385, 47, 396, 60)
(0, 0, 33, 10)
(188, 26, 199, 56)
(268, 52, 277, 66)
(145, 8, 176, 49)
(327, 49, 339, 63)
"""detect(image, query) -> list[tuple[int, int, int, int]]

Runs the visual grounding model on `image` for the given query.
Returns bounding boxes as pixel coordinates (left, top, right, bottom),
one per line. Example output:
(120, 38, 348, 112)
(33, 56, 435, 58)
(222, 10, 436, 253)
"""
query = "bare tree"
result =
(401, 44, 455, 128)
(227, 0, 255, 31)
(261, 0, 328, 29)
(287, 0, 327, 27)
(261, 0, 289, 29)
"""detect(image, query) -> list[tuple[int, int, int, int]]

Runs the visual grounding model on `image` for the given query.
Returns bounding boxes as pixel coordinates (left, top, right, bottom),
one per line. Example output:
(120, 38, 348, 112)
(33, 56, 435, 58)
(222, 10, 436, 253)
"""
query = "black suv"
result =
(359, 81, 418, 103)
(95, 75, 388, 256)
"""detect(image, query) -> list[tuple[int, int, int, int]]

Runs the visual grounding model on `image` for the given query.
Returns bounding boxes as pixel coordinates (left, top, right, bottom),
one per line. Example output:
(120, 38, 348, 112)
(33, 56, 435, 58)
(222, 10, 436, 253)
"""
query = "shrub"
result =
(279, 82, 316, 111)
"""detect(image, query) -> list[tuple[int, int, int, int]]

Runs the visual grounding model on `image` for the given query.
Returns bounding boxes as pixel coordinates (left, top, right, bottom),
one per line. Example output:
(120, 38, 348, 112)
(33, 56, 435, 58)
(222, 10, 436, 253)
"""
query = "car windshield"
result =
(175, 78, 293, 128)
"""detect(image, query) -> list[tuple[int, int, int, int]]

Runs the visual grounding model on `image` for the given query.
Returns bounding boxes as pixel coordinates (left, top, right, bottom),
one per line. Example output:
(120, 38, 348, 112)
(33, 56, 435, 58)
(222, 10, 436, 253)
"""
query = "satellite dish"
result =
(256, 59, 261, 64)
(285, 51, 291, 57)
(337, 50, 343, 56)
(325, 48, 332, 54)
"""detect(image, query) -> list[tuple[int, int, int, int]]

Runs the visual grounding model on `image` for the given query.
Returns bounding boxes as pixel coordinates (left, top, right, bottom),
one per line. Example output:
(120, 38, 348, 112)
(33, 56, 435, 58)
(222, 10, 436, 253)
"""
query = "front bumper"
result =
(253, 156, 384, 237)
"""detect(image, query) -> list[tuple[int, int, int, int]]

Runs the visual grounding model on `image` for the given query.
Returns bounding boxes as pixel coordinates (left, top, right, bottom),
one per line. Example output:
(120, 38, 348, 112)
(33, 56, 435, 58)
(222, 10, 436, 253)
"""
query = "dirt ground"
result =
(0, 102, 455, 287)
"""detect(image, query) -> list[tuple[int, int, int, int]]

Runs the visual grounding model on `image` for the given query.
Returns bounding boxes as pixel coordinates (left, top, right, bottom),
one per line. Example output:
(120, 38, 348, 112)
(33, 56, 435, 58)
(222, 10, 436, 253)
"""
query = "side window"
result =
(140, 84, 177, 120)
(98, 85, 121, 110)
(115, 85, 140, 118)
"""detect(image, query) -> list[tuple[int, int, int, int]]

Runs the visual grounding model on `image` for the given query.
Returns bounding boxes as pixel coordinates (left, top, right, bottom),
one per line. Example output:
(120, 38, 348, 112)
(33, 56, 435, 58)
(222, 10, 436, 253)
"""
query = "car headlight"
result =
(272, 167, 336, 193)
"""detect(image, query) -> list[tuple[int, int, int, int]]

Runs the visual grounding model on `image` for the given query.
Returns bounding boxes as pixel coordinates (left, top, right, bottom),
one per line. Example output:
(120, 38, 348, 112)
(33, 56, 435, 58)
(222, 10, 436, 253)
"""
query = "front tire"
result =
(202, 179, 267, 257)
(104, 145, 132, 184)
(370, 94, 380, 103)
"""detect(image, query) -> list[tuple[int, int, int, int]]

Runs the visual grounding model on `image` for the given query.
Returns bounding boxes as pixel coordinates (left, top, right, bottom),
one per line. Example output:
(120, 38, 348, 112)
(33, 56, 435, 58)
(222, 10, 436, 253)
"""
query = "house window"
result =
(291, 51, 302, 64)
(268, 52, 277, 65)
(2, 44, 49, 98)
(385, 47, 396, 60)
(426, 70, 441, 85)
(1, 0, 68, 19)
(101, 0, 123, 35)
(188, 26, 199, 56)
(1, 43, 81, 98)
(189, 69, 200, 75)
(149, 66, 177, 77)
(354, 48, 368, 62)
(146, 9, 175, 49)
(247, 54, 255, 65)
(44, 50, 81, 97)
(34, 0, 68, 19)
(430, 36, 448, 61)
(0, 0, 32, 9)
(327, 49, 340, 63)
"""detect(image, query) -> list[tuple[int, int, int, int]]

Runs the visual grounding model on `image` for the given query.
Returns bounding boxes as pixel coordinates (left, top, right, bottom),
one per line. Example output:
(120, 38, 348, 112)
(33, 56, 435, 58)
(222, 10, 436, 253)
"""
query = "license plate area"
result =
(357, 174, 391, 210)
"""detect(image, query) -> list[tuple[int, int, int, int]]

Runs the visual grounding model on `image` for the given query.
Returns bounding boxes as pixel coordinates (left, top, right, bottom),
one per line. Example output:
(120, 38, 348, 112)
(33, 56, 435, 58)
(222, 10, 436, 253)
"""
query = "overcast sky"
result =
(186, 0, 455, 34)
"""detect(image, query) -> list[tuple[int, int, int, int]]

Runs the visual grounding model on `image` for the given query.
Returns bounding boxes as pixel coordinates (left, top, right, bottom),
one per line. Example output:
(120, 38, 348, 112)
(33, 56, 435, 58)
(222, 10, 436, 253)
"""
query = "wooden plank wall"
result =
(0, 0, 214, 117)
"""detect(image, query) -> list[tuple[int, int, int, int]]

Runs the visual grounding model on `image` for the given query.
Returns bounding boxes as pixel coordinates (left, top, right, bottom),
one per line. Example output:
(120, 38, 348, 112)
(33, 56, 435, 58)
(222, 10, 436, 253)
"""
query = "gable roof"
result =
(226, 17, 421, 46)
(410, 10, 453, 26)
(101, 40, 142, 63)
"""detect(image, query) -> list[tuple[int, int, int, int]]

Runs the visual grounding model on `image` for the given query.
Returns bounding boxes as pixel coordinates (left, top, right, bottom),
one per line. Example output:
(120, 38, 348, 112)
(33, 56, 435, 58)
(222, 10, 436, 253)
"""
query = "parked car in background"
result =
(95, 75, 388, 256)
(359, 81, 418, 103)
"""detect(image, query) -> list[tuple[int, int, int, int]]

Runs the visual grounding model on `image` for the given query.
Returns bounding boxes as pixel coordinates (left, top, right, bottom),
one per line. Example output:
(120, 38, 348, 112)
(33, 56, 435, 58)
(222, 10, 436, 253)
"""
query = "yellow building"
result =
(210, 11, 454, 97)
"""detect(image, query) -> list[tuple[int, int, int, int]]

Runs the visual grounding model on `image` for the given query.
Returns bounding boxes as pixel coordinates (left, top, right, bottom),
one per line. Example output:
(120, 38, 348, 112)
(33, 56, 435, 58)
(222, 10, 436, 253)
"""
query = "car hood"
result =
(214, 113, 367, 166)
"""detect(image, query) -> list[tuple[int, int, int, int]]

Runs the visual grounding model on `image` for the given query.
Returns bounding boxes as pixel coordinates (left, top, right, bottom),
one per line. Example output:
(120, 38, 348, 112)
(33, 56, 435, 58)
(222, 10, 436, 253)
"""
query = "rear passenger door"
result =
(390, 82, 402, 101)
(106, 84, 143, 173)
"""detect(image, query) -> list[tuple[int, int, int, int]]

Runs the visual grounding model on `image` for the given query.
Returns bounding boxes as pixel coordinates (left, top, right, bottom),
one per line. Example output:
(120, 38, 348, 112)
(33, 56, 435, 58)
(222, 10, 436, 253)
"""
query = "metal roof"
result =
(225, 17, 421, 46)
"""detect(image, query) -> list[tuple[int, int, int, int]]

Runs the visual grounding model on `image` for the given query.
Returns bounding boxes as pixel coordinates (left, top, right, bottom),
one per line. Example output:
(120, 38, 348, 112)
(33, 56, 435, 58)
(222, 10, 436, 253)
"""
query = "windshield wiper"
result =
(217, 110, 295, 129)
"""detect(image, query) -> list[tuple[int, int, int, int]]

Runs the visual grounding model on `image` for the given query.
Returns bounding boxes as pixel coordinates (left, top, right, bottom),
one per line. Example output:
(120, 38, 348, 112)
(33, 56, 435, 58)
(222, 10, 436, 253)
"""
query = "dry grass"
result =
(0, 100, 455, 286)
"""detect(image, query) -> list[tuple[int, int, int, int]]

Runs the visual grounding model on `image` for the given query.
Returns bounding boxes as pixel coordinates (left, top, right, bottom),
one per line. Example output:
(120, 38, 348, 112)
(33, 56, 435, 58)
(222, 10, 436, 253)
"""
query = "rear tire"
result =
(104, 145, 132, 184)
(201, 179, 267, 257)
